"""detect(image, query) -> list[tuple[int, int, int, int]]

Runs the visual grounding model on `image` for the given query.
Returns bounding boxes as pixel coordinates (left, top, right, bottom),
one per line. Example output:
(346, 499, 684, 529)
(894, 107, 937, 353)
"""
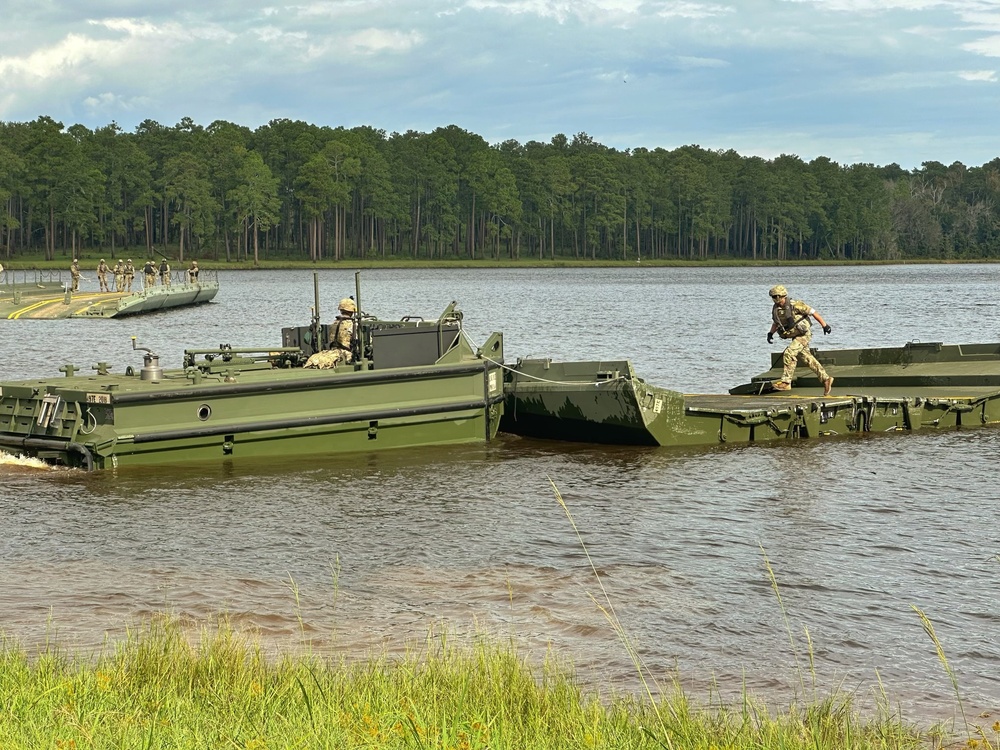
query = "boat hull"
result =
(0, 361, 504, 469)
(502, 345, 1000, 448)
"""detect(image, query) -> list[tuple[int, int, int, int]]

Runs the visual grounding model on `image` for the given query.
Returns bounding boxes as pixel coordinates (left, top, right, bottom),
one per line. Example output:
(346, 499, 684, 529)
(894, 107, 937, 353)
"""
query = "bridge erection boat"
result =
(0, 269, 218, 319)
(4, 270, 1000, 471)
(500, 342, 1000, 447)
(0, 276, 504, 469)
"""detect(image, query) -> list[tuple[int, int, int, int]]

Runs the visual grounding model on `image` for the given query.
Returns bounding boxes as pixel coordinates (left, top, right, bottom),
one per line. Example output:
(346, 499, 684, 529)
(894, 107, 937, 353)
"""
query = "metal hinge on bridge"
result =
(36, 394, 63, 429)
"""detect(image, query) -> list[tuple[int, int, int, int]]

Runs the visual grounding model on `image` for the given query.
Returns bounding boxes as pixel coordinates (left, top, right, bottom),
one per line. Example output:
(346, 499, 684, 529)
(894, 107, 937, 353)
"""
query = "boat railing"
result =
(0, 268, 66, 288)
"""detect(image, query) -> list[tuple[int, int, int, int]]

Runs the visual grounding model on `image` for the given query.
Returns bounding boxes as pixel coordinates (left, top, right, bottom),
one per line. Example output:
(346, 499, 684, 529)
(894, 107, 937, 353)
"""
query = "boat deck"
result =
(0, 278, 218, 319)
(688, 383, 1000, 411)
(502, 352, 1000, 448)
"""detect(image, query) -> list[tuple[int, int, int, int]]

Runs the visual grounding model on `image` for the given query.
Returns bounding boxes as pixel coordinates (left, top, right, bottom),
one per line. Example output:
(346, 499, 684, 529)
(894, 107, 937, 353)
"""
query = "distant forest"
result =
(1, 115, 998, 263)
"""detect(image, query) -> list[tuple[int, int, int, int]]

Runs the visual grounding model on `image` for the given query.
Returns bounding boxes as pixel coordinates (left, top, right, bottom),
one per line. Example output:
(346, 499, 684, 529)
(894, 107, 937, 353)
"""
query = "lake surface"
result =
(1, 264, 998, 727)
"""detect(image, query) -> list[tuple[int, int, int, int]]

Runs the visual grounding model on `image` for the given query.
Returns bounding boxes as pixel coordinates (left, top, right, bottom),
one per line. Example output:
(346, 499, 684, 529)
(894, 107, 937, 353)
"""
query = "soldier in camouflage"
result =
(766, 285, 834, 396)
(123, 259, 135, 292)
(304, 298, 357, 369)
(97, 259, 110, 292)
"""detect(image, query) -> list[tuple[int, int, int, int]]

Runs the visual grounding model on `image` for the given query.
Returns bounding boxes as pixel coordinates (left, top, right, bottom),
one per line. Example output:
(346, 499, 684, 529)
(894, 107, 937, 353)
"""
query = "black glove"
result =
(767, 332, 774, 344)
(822, 324, 832, 335)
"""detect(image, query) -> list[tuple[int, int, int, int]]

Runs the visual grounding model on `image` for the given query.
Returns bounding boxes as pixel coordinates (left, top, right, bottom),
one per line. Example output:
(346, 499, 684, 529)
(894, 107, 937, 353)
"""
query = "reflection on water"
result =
(1, 266, 999, 726)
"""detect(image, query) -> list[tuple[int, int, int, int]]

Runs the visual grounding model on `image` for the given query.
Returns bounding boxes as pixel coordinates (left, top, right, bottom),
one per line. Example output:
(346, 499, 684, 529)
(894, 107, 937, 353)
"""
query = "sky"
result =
(2, 0, 1000, 169)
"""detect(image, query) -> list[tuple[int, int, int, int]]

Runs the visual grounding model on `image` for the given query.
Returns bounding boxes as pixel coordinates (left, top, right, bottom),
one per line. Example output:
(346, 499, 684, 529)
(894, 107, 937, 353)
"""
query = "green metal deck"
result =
(501, 342, 1000, 448)
(0, 271, 218, 319)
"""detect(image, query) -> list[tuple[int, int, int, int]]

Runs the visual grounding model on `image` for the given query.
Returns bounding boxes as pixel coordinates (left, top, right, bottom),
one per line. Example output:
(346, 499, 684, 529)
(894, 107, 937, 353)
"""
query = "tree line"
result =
(1, 115, 998, 264)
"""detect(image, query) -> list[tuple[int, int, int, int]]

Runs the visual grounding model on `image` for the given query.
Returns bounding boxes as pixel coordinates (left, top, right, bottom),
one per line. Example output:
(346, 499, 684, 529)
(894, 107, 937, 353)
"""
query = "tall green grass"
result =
(0, 486, 992, 748)
(0, 615, 958, 750)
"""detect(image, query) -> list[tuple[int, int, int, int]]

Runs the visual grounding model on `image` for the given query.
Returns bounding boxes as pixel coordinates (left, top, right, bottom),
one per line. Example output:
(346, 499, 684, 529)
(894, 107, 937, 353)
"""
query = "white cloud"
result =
(94, 18, 163, 37)
(93, 17, 237, 44)
(82, 92, 154, 112)
(959, 9, 1000, 33)
(462, 0, 654, 23)
(676, 55, 730, 68)
(957, 68, 997, 80)
(0, 33, 121, 80)
(295, 0, 382, 18)
(788, 0, 953, 11)
(654, 1, 733, 20)
(254, 25, 309, 43)
(963, 34, 1000, 56)
(2, 0, 1000, 168)
(303, 27, 424, 60)
(345, 28, 425, 53)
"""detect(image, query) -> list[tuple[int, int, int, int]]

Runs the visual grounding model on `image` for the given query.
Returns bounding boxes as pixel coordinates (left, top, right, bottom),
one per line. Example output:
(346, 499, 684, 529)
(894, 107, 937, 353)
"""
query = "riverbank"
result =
(0, 616, 963, 750)
(3, 254, 1000, 271)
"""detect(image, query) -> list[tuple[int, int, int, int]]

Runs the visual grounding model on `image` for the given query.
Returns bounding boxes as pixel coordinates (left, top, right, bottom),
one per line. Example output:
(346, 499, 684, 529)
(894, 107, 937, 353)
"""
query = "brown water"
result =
(1, 266, 998, 725)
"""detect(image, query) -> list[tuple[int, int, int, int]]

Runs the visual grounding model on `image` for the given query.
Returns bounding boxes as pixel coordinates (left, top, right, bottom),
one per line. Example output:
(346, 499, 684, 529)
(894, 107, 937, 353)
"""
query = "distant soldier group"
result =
(77, 257, 200, 293)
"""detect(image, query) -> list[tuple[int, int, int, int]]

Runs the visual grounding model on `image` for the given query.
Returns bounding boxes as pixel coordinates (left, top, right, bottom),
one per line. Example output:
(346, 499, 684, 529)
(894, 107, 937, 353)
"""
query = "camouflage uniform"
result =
(114, 261, 125, 292)
(70, 259, 81, 291)
(142, 261, 157, 289)
(123, 260, 135, 292)
(773, 298, 831, 385)
(159, 260, 171, 286)
(97, 260, 110, 292)
(304, 316, 355, 370)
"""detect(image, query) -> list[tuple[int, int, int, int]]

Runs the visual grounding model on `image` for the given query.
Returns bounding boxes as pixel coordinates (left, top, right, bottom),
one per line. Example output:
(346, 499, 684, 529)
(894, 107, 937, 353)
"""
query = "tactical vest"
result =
(772, 299, 810, 339)
(330, 318, 354, 351)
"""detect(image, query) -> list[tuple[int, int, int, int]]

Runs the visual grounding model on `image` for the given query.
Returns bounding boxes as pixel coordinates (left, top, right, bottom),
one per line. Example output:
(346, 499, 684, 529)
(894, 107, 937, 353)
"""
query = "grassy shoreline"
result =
(3, 254, 1000, 272)
(0, 615, 970, 750)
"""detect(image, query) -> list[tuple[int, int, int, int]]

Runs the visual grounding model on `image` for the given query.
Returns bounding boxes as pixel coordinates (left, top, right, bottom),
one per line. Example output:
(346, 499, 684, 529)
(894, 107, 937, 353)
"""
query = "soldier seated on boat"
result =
(766, 284, 834, 396)
(304, 298, 357, 369)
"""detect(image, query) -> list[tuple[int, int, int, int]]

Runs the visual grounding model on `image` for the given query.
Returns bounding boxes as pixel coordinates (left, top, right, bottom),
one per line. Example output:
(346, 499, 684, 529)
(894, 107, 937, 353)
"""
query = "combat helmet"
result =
(338, 297, 357, 313)
(769, 285, 787, 298)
